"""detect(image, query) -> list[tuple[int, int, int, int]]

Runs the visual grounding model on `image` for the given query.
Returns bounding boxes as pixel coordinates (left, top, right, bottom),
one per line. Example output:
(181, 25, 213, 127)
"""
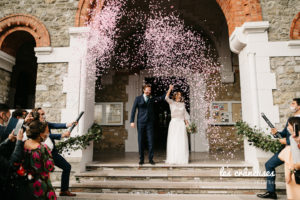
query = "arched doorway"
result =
(88, 0, 245, 163)
(75, 0, 263, 37)
(0, 14, 51, 108)
(3, 31, 38, 108)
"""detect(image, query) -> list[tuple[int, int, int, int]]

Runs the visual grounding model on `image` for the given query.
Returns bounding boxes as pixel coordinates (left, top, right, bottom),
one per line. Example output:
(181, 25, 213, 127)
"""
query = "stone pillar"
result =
(35, 27, 95, 172)
(230, 21, 300, 170)
(0, 50, 15, 104)
(64, 27, 95, 172)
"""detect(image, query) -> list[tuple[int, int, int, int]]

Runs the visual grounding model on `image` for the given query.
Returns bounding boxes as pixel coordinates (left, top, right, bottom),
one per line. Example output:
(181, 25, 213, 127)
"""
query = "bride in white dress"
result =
(165, 85, 190, 164)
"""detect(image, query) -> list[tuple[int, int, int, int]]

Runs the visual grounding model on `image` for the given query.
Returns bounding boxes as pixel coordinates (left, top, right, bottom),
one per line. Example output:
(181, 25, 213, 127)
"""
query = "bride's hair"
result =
(172, 91, 184, 102)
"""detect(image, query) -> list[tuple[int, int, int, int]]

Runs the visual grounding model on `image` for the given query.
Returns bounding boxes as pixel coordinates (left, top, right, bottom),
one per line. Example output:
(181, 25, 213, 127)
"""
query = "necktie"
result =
(145, 96, 149, 103)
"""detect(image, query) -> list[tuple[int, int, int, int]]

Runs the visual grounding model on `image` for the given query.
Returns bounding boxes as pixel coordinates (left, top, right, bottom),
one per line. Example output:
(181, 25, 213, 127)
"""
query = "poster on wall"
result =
(94, 102, 123, 126)
(211, 101, 242, 125)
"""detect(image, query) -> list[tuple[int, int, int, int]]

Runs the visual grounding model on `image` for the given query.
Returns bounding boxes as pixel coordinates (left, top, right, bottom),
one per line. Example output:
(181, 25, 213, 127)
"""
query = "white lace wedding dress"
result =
(165, 96, 190, 164)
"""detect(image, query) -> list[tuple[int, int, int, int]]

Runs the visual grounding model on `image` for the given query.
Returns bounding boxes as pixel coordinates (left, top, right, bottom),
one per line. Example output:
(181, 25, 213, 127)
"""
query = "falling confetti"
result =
(84, 0, 240, 161)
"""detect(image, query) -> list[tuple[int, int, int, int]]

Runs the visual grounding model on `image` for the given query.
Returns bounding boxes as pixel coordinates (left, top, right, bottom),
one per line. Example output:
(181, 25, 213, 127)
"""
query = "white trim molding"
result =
(0, 50, 16, 72)
(229, 21, 300, 170)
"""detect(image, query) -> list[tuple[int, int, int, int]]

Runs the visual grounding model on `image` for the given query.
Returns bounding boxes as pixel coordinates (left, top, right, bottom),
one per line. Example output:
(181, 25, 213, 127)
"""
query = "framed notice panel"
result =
(95, 102, 123, 126)
(210, 101, 242, 125)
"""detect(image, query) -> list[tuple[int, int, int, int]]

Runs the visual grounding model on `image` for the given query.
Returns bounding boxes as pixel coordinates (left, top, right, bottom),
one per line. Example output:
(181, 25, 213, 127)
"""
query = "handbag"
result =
(294, 169, 300, 184)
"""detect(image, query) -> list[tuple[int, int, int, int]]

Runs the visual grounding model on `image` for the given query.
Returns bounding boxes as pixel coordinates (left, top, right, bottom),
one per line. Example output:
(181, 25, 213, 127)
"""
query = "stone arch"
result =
(0, 14, 50, 56)
(216, 0, 263, 36)
(290, 12, 300, 40)
(75, 0, 262, 36)
(75, 0, 104, 27)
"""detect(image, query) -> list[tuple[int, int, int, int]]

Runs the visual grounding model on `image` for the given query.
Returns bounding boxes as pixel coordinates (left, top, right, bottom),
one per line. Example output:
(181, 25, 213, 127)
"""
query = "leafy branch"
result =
(56, 123, 102, 154)
(235, 121, 284, 153)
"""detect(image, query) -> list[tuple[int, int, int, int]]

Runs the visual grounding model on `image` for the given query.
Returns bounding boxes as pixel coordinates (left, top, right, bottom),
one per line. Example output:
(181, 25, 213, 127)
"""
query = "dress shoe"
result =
(257, 191, 277, 199)
(139, 160, 144, 165)
(59, 191, 76, 196)
(149, 160, 155, 165)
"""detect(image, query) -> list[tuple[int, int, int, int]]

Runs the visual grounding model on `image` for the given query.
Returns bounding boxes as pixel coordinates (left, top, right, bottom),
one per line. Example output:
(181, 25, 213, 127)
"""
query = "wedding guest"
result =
(23, 120, 56, 199)
(12, 108, 28, 119)
(35, 108, 77, 196)
(278, 117, 300, 199)
(0, 130, 24, 199)
(257, 98, 300, 199)
(0, 103, 11, 142)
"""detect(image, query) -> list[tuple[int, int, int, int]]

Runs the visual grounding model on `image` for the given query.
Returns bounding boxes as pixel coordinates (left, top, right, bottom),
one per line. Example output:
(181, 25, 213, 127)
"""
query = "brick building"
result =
(0, 0, 300, 174)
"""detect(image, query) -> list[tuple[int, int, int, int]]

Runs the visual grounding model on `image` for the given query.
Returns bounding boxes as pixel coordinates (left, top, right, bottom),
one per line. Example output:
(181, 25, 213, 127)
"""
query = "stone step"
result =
(75, 169, 285, 182)
(57, 193, 287, 200)
(86, 163, 254, 171)
(53, 180, 286, 195)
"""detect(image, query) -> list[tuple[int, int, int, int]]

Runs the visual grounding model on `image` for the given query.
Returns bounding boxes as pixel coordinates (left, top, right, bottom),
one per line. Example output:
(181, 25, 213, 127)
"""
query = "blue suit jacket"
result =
(130, 94, 166, 125)
(48, 122, 67, 154)
(275, 119, 291, 146)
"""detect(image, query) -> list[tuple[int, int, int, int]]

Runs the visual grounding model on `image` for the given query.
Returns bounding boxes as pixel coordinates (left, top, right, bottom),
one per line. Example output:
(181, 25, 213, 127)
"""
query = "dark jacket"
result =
(130, 94, 166, 125)
(275, 120, 291, 146)
(48, 122, 67, 154)
(0, 139, 24, 199)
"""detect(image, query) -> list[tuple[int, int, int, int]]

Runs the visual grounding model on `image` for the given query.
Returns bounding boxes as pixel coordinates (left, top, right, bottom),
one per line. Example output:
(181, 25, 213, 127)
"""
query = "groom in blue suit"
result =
(130, 84, 165, 165)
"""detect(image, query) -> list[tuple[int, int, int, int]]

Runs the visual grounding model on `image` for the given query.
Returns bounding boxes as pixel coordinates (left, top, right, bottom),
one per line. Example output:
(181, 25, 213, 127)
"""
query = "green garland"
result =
(56, 123, 102, 154)
(235, 121, 284, 153)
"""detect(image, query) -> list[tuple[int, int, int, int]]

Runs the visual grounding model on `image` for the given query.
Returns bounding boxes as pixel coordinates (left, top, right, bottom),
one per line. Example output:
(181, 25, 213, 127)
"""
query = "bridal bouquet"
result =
(186, 122, 197, 134)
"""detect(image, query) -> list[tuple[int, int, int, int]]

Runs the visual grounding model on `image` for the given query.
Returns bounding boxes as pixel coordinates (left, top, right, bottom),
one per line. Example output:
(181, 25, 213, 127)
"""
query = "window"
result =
(210, 101, 242, 125)
(94, 102, 123, 126)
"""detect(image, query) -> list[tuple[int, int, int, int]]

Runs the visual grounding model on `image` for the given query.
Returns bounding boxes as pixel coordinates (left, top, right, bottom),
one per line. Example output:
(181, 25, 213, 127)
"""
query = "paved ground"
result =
(58, 193, 287, 200)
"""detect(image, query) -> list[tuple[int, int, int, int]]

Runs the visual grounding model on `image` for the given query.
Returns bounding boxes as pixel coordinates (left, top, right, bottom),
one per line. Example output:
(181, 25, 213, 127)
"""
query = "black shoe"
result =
(149, 160, 155, 165)
(139, 160, 144, 165)
(257, 192, 277, 199)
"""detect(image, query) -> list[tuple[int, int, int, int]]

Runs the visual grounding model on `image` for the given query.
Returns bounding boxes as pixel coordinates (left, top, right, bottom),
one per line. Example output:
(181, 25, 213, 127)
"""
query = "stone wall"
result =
(35, 63, 67, 122)
(0, 0, 80, 47)
(260, 0, 300, 41)
(271, 56, 300, 129)
(93, 71, 129, 155)
(0, 68, 11, 104)
(207, 56, 244, 159)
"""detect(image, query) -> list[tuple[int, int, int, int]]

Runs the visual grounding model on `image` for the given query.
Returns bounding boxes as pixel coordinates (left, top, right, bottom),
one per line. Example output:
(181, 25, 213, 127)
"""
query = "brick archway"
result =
(0, 14, 50, 56)
(216, 0, 262, 35)
(290, 12, 300, 40)
(75, 0, 262, 36)
(75, 0, 104, 27)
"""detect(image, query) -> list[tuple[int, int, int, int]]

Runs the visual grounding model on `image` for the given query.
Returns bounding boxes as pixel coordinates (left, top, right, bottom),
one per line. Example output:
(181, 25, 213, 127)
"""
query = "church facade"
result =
(0, 0, 299, 171)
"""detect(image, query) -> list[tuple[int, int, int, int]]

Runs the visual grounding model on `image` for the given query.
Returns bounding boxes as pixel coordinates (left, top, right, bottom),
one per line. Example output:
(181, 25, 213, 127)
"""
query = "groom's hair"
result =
(143, 84, 151, 90)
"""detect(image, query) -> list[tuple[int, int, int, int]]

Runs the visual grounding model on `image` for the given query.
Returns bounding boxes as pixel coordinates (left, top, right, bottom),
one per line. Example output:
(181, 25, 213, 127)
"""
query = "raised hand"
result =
(169, 85, 174, 90)
(271, 128, 278, 135)
(8, 131, 16, 142)
(67, 121, 78, 128)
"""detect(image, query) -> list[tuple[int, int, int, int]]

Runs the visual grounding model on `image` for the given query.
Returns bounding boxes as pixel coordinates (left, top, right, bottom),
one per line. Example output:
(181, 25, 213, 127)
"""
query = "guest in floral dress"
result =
(278, 117, 300, 200)
(23, 120, 56, 200)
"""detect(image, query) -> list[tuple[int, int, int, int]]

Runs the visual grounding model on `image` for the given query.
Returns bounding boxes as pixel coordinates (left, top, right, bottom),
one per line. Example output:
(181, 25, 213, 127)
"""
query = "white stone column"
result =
(35, 27, 95, 172)
(230, 21, 300, 170)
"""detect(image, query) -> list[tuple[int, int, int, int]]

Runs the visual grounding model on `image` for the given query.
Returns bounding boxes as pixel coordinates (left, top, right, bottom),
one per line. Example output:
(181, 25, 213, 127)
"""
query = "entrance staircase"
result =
(54, 162, 286, 200)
